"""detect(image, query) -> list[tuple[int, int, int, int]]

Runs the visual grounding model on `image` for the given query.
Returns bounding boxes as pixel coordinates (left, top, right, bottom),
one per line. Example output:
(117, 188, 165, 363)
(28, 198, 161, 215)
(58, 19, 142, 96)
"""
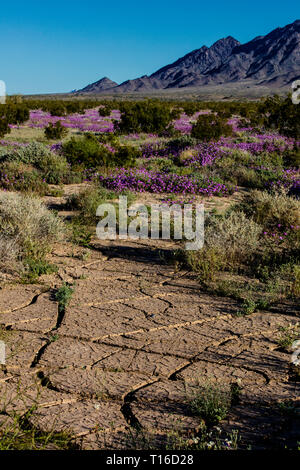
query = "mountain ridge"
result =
(75, 20, 300, 93)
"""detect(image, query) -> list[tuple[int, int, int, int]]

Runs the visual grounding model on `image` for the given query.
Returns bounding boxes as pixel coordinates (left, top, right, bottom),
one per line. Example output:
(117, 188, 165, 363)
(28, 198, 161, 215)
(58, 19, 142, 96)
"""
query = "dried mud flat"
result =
(0, 206, 299, 449)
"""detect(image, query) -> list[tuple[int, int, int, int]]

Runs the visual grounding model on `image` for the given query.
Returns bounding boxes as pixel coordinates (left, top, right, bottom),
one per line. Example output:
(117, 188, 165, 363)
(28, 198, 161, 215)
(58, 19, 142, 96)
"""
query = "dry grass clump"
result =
(186, 211, 262, 281)
(241, 189, 300, 229)
(0, 192, 64, 275)
(205, 211, 262, 261)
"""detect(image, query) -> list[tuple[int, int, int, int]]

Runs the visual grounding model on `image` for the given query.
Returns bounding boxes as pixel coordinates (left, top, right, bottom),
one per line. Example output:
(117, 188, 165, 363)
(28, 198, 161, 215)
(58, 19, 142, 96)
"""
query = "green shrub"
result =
(62, 134, 111, 168)
(113, 145, 140, 167)
(98, 105, 113, 117)
(205, 211, 262, 266)
(191, 114, 233, 141)
(44, 121, 68, 140)
(0, 142, 72, 184)
(62, 134, 138, 169)
(185, 247, 225, 282)
(67, 186, 118, 223)
(185, 211, 262, 280)
(36, 152, 70, 184)
(260, 95, 300, 139)
(0, 118, 11, 138)
(22, 258, 58, 283)
(168, 135, 197, 154)
(117, 100, 176, 135)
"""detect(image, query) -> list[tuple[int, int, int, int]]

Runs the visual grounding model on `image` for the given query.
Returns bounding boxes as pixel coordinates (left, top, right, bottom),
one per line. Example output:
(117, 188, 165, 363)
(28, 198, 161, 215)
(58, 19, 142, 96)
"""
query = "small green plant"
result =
(277, 400, 298, 416)
(277, 323, 300, 351)
(235, 298, 257, 317)
(22, 258, 58, 283)
(69, 221, 93, 247)
(166, 426, 239, 450)
(55, 283, 74, 315)
(188, 381, 232, 426)
(0, 410, 75, 450)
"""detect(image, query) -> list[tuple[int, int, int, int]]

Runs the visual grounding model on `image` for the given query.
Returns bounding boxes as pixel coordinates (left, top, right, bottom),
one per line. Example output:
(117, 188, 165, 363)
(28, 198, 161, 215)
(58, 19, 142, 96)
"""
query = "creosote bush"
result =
(117, 100, 178, 135)
(191, 114, 233, 141)
(44, 121, 68, 140)
(62, 134, 112, 168)
(62, 133, 139, 169)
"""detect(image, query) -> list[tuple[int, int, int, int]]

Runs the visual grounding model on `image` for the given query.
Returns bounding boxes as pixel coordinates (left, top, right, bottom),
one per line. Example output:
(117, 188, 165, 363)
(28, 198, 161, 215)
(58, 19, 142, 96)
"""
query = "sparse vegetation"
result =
(188, 381, 233, 426)
(0, 94, 299, 450)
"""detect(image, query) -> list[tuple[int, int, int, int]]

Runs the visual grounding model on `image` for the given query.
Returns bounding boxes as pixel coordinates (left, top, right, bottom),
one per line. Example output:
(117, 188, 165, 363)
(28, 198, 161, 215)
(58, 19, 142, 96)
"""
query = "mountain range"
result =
(75, 20, 300, 94)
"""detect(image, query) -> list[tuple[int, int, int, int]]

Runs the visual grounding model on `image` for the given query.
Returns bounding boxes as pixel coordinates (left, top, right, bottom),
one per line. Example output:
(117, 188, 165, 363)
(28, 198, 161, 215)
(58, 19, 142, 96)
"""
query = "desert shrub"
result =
(62, 134, 138, 169)
(185, 247, 225, 282)
(205, 212, 262, 265)
(0, 192, 64, 275)
(48, 102, 66, 117)
(167, 135, 197, 153)
(0, 142, 72, 184)
(241, 190, 300, 230)
(113, 145, 140, 167)
(191, 115, 233, 141)
(62, 134, 111, 168)
(0, 104, 29, 125)
(0, 236, 21, 274)
(219, 148, 252, 165)
(260, 95, 300, 139)
(284, 147, 300, 168)
(35, 152, 70, 184)
(117, 100, 176, 135)
(44, 121, 68, 140)
(230, 167, 271, 189)
(66, 186, 118, 223)
(0, 162, 49, 194)
(186, 212, 262, 280)
(98, 104, 113, 116)
(2, 141, 52, 166)
(0, 118, 11, 138)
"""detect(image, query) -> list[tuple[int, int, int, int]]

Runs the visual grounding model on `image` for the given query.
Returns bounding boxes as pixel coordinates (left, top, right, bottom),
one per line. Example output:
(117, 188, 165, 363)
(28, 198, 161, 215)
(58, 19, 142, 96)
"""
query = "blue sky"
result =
(0, 0, 298, 94)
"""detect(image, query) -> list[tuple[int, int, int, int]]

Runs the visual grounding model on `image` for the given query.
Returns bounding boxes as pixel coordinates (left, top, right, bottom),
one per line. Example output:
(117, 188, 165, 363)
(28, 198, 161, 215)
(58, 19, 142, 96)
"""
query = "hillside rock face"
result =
(150, 36, 241, 88)
(77, 20, 300, 93)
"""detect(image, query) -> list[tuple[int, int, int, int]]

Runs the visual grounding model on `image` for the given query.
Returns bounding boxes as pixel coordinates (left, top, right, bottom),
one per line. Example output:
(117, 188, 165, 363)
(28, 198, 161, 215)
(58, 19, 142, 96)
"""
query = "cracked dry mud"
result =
(0, 238, 299, 450)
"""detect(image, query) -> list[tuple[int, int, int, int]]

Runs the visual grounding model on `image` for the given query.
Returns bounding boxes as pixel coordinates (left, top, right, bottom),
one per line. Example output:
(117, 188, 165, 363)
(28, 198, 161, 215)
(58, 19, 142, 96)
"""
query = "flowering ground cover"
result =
(98, 168, 232, 196)
(15, 108, 121, 133)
